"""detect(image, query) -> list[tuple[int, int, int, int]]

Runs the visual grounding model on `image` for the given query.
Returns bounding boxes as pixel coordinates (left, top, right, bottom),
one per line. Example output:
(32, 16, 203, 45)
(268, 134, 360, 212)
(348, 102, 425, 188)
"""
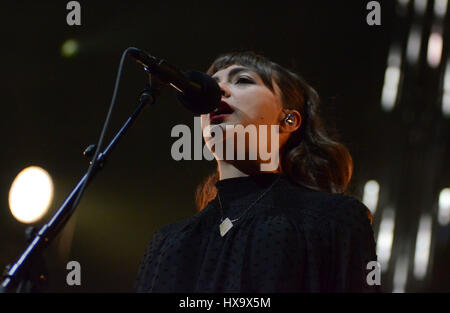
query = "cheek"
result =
(239, 94, 280, 125)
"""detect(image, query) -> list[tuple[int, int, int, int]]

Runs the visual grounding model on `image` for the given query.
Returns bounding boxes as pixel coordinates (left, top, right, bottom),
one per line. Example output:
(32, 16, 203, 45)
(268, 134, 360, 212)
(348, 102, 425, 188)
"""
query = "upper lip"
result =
(210, 100, 234, 118)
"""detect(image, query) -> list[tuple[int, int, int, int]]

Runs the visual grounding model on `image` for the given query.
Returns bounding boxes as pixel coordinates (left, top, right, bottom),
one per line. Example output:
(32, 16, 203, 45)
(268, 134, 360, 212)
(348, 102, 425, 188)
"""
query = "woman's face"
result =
(200, 64, 284, 154)
(201, 65, 283, 170)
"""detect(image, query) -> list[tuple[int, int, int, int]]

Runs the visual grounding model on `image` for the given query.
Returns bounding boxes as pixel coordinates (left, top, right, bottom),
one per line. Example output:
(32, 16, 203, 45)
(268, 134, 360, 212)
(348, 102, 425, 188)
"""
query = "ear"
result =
(279, 110, 302, 133)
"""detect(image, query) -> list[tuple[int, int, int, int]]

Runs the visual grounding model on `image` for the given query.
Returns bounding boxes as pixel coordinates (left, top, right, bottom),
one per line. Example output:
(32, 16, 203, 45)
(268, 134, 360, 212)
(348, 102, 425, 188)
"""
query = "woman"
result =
(134, 51, 379, 293)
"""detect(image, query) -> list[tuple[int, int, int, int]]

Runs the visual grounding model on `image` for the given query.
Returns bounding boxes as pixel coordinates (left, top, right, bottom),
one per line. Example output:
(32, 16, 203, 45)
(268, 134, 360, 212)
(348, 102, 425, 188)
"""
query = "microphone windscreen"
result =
(175, 71, 221, 115)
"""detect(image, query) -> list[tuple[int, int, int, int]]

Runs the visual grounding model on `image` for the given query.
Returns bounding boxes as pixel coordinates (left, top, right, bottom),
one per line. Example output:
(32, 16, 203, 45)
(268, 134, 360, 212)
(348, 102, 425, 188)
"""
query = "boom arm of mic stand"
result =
(0, 87, 156, 293)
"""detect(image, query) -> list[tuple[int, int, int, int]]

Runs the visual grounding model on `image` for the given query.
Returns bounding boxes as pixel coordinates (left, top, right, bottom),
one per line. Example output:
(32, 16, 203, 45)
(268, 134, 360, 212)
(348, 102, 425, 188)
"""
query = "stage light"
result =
(397, 0, 410, 15)
(61, 39, 79, 58)
(376, 208, 396, 273)
(414, 0, 428, 15)
(393, 253, 409, 293)
(438, 188, 450, 225)
(388, 45, 402, 68)
(397, 0, 410, 7)
(381, 46, 402, 111)
(413, 214, 432, 280)
(406, 25, 422, 65)
(8, 166, 54, 224)
(443, 93, 450, 116)
(427, 30, 443, 68)
(362, 180, 380, 214)
(434, 0, 448, 18)
(443, 60, 450, 117)
(381, 66, 401, 111)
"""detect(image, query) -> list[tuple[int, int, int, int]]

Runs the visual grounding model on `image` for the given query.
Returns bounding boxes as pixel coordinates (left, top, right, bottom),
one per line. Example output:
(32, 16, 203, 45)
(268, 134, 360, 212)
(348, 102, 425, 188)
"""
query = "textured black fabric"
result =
(134, 173, 380, 293)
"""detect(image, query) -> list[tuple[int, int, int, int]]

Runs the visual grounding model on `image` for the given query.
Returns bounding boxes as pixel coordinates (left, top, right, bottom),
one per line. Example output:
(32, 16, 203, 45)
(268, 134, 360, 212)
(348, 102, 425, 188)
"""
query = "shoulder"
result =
(271, 176, 373, 231)
(251, 178, 377, 263)
(154, 217, 193, 238)
(150, 206, 213, 239)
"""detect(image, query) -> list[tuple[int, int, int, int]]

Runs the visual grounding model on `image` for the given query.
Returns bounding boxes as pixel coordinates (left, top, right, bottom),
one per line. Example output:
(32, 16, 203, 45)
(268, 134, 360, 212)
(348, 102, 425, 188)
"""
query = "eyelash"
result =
(236, 76, 253, 84)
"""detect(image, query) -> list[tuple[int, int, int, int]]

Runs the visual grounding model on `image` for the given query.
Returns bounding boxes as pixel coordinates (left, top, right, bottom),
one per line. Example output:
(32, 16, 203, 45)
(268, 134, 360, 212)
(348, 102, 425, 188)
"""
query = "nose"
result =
(219, 82, 231, 98)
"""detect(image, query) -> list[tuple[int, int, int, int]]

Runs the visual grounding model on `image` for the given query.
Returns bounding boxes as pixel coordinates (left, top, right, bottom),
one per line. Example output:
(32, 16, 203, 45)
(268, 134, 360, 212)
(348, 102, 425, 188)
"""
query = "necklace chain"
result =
(216, 175, 281, 236)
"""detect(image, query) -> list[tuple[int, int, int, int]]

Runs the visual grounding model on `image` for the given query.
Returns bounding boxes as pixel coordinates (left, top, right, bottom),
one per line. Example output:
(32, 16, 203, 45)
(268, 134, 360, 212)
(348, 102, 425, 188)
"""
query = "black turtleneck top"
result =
(134, 173, 380, 293)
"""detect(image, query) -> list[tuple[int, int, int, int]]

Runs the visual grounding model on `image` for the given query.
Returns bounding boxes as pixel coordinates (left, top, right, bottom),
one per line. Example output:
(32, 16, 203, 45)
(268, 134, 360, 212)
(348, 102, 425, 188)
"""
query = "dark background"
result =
(1, 1, 448, 292)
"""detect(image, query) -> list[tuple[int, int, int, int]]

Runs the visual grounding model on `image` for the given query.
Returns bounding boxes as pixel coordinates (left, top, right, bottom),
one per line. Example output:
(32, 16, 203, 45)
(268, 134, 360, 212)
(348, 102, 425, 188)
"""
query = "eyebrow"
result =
(211, 67, 256, 83)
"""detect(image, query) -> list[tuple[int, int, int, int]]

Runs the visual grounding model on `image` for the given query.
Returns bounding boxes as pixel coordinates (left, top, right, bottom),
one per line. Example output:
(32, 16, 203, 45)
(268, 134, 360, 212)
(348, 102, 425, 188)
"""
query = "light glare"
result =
(406, 25, 422, 64)
(413, 214, 432, 280)
(434, 0, 448, 17)
(443, 61, 450, 117)
(438, 188, 450, 225)
(377, 208, 396, 272)
(8, 166, 54, 223)
(393, 254, 409, 293)
(363, 180, 380, 214)
(427, 32, 443, 68)
(61, 39, 79, 58)
(414, 0, 428, 15)
(381, 66, 401, 111)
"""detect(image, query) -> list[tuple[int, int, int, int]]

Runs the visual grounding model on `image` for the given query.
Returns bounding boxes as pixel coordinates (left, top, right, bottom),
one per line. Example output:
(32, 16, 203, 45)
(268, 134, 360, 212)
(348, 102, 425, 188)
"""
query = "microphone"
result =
(128, 47, 221, 115)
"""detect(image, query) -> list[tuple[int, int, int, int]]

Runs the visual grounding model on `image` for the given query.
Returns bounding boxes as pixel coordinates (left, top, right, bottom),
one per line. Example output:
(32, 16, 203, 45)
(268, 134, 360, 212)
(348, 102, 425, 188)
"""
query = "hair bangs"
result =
(206, 52, 275, 92)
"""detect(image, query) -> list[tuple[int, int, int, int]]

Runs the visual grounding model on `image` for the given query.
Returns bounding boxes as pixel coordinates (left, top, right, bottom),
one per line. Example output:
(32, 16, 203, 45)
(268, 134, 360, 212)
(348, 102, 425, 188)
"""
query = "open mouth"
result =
(209, 101, 234, 123)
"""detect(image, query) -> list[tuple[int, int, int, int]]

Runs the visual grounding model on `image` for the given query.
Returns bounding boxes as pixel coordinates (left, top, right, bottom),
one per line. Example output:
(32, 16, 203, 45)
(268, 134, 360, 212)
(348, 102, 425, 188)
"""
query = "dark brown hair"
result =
(195, 51, 353, 211)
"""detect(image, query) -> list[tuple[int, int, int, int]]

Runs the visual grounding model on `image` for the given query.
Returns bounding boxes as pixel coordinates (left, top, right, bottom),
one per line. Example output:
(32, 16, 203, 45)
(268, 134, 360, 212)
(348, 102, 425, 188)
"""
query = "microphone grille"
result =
(175, 71, 221, 115)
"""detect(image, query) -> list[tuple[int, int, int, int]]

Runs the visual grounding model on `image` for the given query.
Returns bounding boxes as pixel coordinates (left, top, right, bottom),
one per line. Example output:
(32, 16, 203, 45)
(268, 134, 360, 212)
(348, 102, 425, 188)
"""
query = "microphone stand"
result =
(0, 78, 160, 293)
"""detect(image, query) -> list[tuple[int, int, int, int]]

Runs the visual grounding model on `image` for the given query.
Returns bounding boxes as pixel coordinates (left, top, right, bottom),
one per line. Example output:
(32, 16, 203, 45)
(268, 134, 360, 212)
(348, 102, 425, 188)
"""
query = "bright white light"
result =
(381, 66, 401, 111)
(363, 180, 380, 214)
(443, 61, 450, 117)
(413, 214, 432, 280)
(381, 47, 402, 111)
(434, 0, 448, 17)
(376, 208, 395, 273)
(443, 93, 450, 116)
(393, 253, 409, 293)
(9, 166, 54, 224)
(414, 0, 428, 15)
(438, 188, 450, 225)
(445, 60, 450, 89)
(427, 31, 443, 68)
(407, 25, 422, 64)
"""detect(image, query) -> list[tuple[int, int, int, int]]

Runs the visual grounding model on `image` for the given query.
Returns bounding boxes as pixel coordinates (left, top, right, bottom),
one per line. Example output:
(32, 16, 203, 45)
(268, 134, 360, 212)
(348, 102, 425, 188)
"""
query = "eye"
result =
(236, 76, 253, 84)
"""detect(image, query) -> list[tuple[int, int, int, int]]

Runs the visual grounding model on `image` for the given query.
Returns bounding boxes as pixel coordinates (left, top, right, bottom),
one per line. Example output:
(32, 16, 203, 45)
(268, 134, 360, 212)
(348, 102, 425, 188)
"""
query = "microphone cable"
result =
(68, 47, 135, 222)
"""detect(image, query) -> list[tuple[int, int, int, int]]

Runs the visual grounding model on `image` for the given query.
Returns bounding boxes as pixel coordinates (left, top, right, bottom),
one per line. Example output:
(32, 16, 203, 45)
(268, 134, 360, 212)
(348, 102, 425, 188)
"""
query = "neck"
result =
(217, 160, 280, 181)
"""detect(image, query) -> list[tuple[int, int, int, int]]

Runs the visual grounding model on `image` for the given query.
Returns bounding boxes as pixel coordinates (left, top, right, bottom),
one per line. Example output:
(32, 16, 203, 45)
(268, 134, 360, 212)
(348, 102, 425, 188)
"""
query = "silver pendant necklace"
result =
(217, 175, 281, 237)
